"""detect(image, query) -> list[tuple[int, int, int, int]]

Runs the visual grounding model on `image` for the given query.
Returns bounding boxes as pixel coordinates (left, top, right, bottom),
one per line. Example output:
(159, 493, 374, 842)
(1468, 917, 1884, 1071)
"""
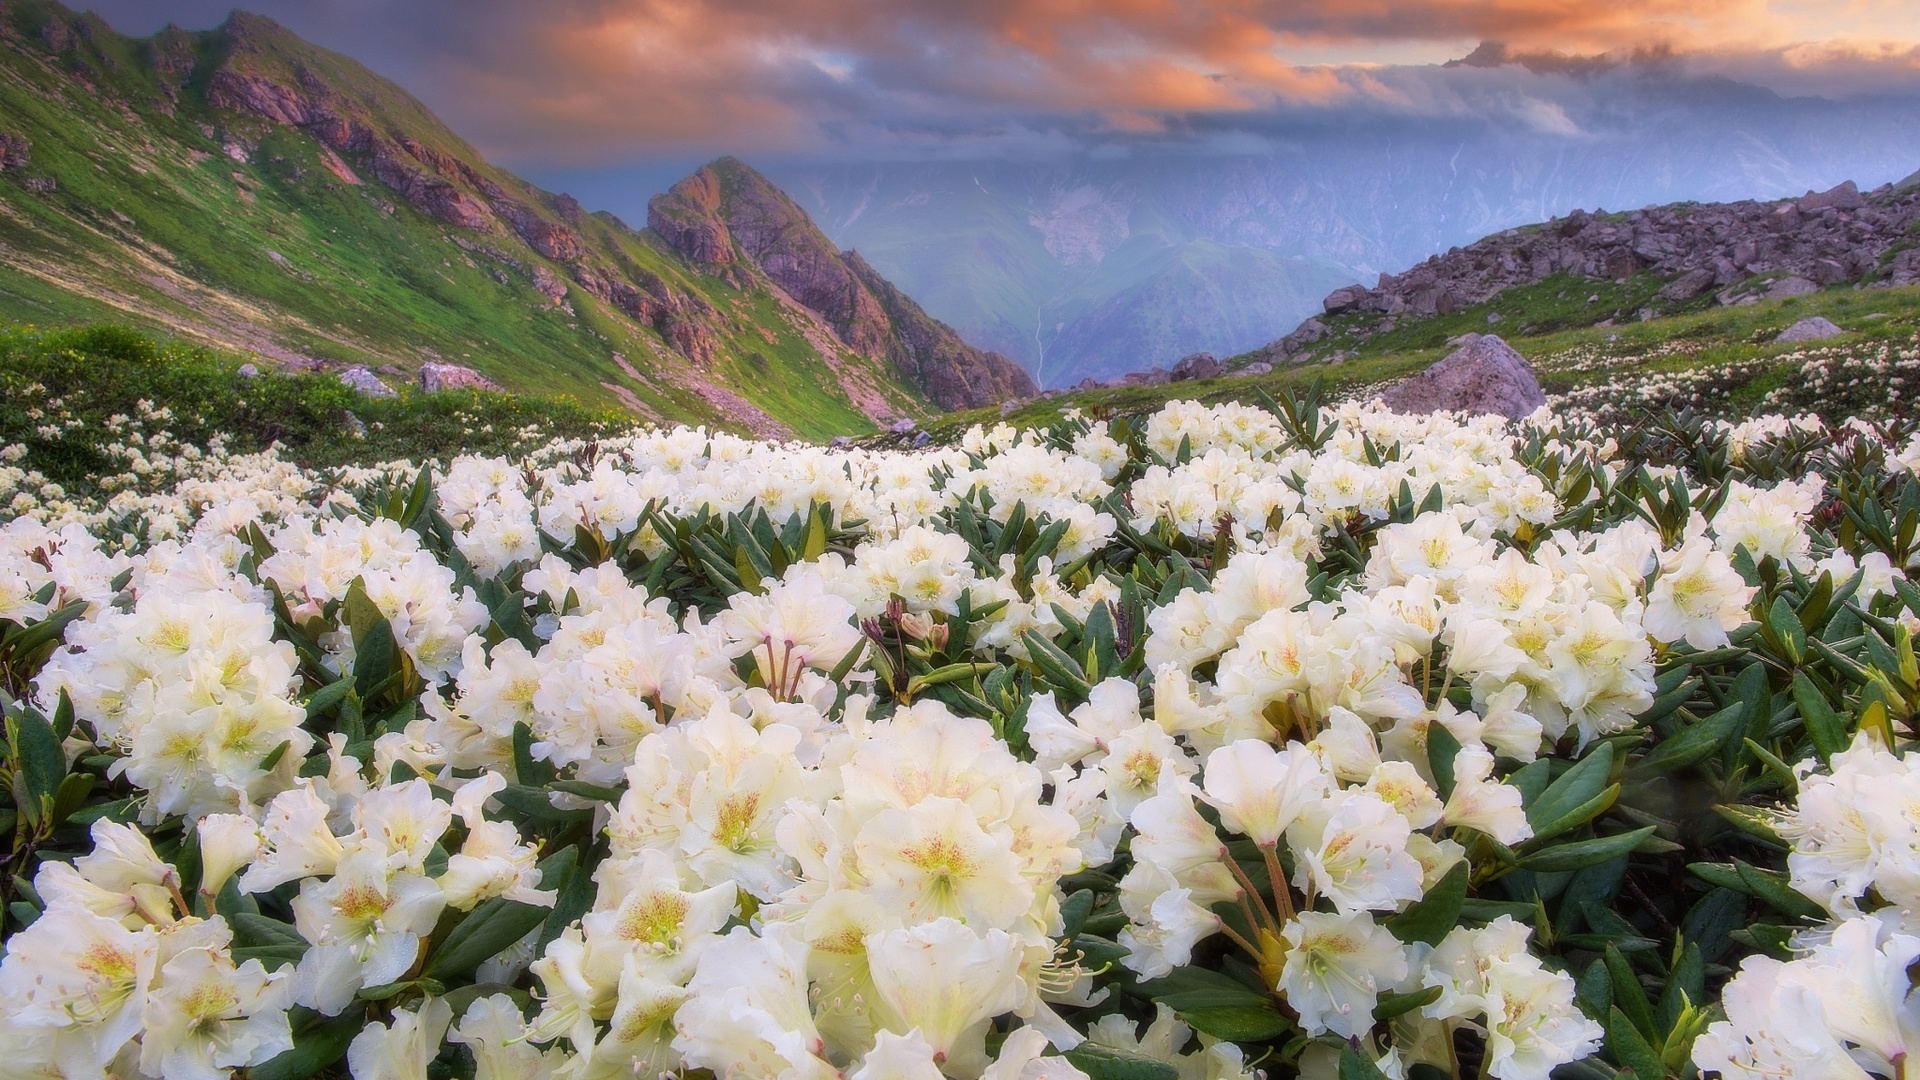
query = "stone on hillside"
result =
(888, 417, 917, 435)
(1377, 335, 1545, 420)
(1322, 285, 1370, 314)
(1799, 180, 1864, 212)
(338, 365, 395, 397)
(1775, 316, 1846, 343)
(237, 363, 259, 379)
(1765, 277, 1820, 301)
(0, 132, 28, 170)
(1659, 268, 1718, 301)
(418, 362, 500, 393)
(1171, 352, 1223, 381)
(1241, 361, 1273, 375)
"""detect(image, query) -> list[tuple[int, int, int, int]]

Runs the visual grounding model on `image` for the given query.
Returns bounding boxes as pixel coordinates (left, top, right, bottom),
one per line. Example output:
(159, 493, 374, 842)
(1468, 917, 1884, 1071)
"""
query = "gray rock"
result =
(829, 435, 853, 448)
(1377, 335, 1546, 420)
(999, 400, 1018, 417)
(418, 362, 501, 394)
(338, 365, 396, 398)
(1765, 276, 1820, 301)
(237, 363, 260, 379)
(1659, 268, 1718, 301)
(1240, 361, 1273, 375)
(1799, 180, 1864, 212)
(1322, 284, 1370, 314)
(344, 411, 366, 438)
(1775, 316, 1847, 343)
(1486, 312, 1503, 324)
(888, 417, 918, 435)
(1170, 352, 1224, 381)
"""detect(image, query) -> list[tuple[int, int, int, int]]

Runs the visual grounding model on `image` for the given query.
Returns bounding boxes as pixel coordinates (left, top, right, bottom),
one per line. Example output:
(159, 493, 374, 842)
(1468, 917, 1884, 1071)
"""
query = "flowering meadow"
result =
(5, 385, 1920, 1080)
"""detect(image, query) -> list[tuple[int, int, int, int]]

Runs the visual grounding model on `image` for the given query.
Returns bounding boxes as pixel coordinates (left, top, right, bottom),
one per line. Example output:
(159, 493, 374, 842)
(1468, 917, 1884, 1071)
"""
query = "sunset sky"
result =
(84, 0, 1920, 168)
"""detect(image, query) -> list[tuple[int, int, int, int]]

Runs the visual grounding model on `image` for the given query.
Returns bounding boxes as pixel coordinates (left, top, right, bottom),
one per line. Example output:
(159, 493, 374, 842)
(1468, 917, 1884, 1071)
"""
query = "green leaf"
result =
(1177, 1005, 1291, 1042)
(1635, 702, 1743, 773)
(1790, 671, 1848, 761)
(1063, 1043, 1180, 1080)
(1059, 889, 1095, 939)
(1527, 743, 1614, 834)
(1607, 1006, 1666, 1079)
(1139, 967, 1273, 1012)
(7, 706, 65, 828)
(1606, 944, 1657, 1041)
(1388, 861, 1468, 946)
(1374, 985, 1442, 1020)
(233, 913, 309, 949)
(904, 663, 998, 697)
(1427, 722, 1463, 802)
(303, 676, 356, 720)
(1023, 630, 1092, 700)
(1339, 1046, 1395, 1080)
(1529, 784, 1621, 845)
(424, 897, 552, 981)
(252, 1006, 367, 1080)
(1517, 827, 1655, 873)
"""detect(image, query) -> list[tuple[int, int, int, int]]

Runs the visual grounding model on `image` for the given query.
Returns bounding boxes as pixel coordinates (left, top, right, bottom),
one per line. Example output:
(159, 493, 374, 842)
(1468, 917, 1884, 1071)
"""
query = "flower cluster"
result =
(3, 393, 1919, 1080)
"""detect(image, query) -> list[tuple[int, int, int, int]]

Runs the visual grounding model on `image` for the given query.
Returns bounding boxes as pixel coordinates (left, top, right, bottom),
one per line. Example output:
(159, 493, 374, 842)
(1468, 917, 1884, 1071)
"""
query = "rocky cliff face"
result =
(1259, 179, 1920, 362)
(650, 158, 1036, 409)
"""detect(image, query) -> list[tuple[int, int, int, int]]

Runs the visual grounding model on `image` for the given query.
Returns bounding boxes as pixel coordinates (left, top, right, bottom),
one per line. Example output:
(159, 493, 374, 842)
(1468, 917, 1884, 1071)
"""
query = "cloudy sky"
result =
(82, 0, 1920, 172)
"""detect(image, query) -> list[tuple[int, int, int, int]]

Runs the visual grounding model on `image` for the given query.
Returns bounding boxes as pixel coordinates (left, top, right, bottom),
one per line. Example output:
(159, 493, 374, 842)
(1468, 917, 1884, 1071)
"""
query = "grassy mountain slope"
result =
(921, 279, 1920, 440)
(0, 3, 1020, 439)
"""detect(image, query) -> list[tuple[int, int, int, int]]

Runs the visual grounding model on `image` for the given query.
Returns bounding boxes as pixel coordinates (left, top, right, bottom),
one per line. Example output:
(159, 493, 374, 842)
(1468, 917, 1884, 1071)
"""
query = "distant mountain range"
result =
(777, 83, 1920, 386)
(0, 2, 1029, 438)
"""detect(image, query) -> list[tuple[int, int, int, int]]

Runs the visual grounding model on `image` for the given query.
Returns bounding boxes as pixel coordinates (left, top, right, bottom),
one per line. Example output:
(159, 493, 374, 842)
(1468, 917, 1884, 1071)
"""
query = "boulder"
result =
(237, 363, 260, 379)
(1799, 181, 1864, 212)
(1659, 268, 1718, 301)
(888, 417, 917, 435)
(1377, 335, 1546, 420)
(417, 362, 501, 393)
(1240, 361, 1273, 375)
(338, 365, 395, 398)
(1170, 352, 1224, 381)
(1775, 316, 1846, 343)
(1765, 276, 1820, 301)
(0, 132, 28, 170)
(1322, 285, 1370, 314)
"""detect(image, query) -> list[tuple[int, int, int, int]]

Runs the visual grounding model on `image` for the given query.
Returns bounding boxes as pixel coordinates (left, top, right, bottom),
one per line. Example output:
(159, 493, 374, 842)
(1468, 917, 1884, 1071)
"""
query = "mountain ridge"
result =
(0, 2, 1027, 437)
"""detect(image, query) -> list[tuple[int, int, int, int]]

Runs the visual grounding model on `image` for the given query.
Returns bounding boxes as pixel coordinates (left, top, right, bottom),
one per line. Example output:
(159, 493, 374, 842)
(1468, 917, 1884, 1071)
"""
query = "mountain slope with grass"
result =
(0, 3, 1024, 439)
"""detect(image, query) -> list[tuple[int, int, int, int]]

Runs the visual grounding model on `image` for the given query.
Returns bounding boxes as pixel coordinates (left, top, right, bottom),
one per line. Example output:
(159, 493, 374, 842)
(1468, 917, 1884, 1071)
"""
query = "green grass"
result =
(0, 322, 629, 501)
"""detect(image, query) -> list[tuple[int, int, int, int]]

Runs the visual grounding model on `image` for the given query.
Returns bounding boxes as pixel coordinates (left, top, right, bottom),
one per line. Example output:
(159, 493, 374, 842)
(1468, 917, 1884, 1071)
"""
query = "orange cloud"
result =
(99, 0, 1918, 161)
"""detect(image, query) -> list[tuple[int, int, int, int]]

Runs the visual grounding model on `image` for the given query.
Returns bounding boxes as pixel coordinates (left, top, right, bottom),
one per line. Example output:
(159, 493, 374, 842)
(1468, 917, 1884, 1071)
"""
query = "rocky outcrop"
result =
(418, 362, 501, 394)
(0, 133, 29, 170)
(1776, 316, 1847, 343)
(1260, 177, 1920, 361)
(337, 365, 395, 397)
(1171, 352, 1224, 381)
(1378, 335, 1546, 419)
(650, 158, 1036, 409)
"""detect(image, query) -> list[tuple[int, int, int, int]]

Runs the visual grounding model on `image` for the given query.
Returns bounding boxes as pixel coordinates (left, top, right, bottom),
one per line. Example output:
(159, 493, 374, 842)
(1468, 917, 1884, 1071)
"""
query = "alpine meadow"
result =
(6, 2, 1920, 1080)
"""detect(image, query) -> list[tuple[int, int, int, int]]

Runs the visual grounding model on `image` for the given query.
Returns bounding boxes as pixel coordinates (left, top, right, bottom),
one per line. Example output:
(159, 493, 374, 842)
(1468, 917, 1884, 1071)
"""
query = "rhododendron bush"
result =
(5, 387, 1920, 1080)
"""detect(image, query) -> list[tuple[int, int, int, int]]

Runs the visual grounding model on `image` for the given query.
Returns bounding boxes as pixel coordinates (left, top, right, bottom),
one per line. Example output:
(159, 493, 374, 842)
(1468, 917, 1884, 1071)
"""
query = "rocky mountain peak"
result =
(650, 158, 1036, 409)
